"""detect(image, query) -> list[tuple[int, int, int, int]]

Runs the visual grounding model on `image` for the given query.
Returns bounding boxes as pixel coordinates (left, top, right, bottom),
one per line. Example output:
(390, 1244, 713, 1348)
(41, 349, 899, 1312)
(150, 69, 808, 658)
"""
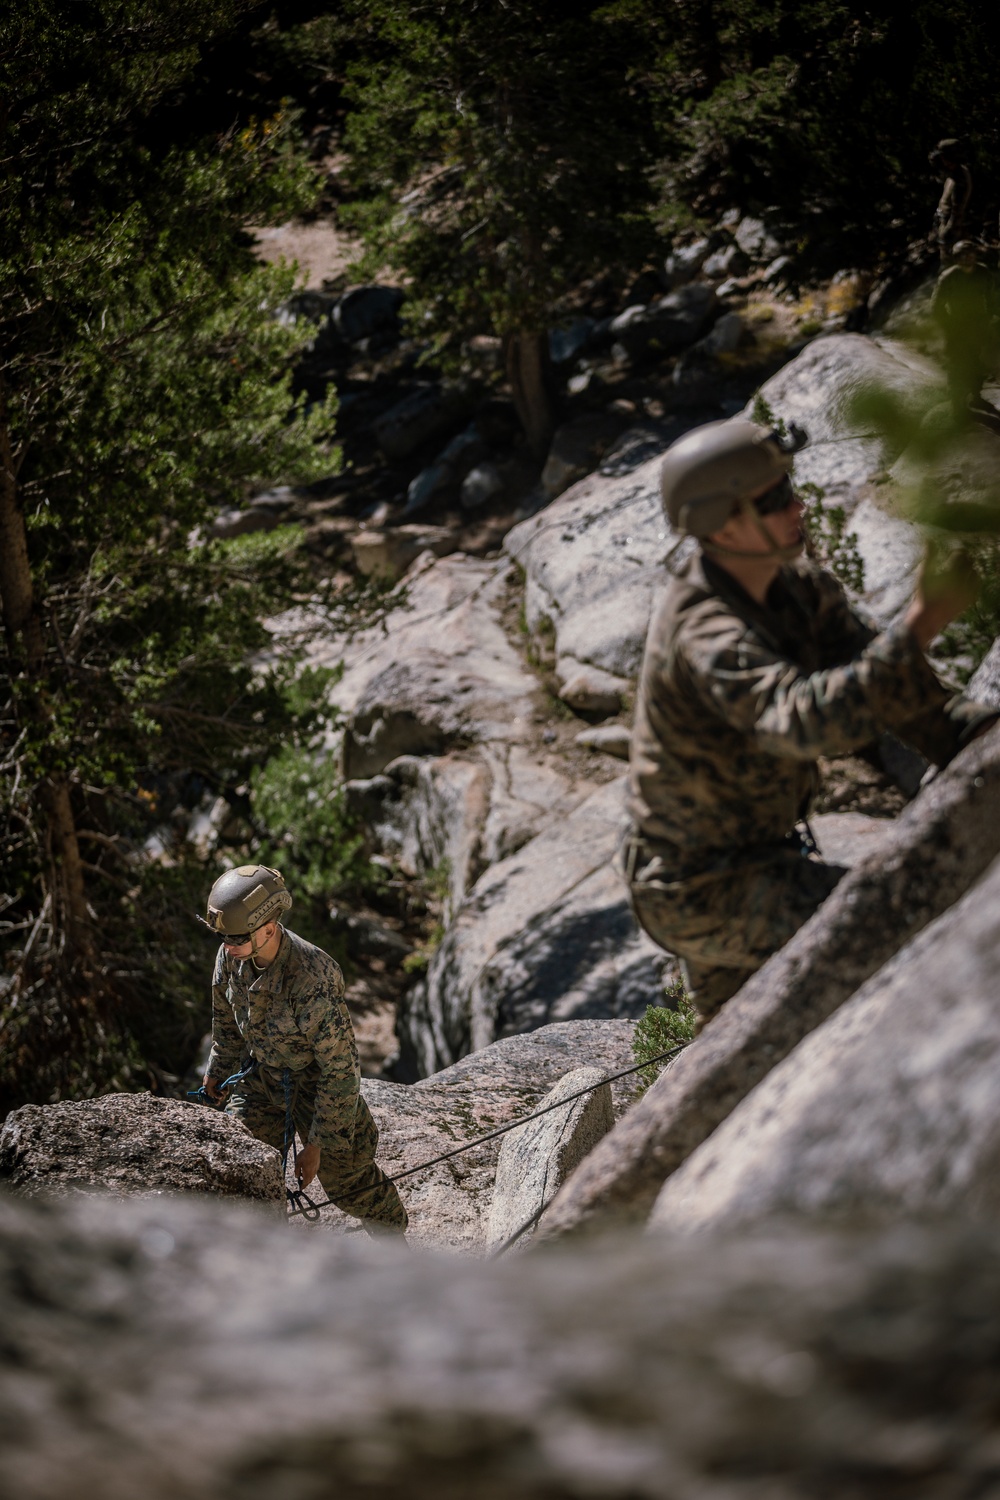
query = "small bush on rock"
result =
(633, 983, 696, 1091)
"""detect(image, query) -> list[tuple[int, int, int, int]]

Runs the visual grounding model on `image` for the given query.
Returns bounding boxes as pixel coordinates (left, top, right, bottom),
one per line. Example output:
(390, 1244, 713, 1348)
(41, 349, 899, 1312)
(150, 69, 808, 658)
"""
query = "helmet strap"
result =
(702, 497, 803, 564)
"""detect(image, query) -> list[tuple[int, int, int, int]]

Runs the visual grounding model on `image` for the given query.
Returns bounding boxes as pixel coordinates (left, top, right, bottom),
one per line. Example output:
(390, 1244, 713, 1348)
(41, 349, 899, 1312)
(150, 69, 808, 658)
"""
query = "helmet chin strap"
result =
(701, 498, 804, 564)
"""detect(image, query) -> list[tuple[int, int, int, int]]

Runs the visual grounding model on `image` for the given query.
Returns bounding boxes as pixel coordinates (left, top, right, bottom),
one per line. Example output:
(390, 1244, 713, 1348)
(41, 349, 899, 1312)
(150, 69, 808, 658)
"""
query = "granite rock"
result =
(0, 1093, 284, 1208)
(540, 725, 1000, 1238)
(652, 852, 1000, 1233)
(4, 1192, 1000, 1499)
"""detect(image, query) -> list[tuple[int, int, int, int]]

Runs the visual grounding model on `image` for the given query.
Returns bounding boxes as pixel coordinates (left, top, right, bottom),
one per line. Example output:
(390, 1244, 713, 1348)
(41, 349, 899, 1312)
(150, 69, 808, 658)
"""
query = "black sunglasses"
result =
(220, 931, 252, 946)
(753, 475, 797, 516)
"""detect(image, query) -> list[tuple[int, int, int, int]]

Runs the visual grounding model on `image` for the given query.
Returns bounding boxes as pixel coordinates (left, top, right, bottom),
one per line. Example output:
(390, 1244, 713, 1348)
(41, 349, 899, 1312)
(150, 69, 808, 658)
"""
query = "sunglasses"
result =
(753, 475, 797, 516)
(220, 931, 252, 946)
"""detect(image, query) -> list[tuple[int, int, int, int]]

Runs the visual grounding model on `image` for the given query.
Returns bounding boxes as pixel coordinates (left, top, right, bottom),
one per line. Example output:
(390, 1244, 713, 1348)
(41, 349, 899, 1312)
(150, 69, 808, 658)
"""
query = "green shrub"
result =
(632, 980, 697, 1090)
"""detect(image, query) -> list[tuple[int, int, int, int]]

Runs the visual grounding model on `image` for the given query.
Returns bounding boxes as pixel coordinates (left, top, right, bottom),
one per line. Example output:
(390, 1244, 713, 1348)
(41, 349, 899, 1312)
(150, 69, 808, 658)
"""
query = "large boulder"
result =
(0, 1094, 284, 1208)
(345, 743, 595, 914)
(504, 447, 674, 679)
(399, 776, 671, 1077)
(356, 1020, 639, 1251)
(540, 725, 1000, 1238)
(301, 554, 542, 779)
(652, 851, 1000, 1233)
(609, 283, 718, 364)
(4, 1192, 1000, 1499)
(485, 1065, 614, 1254)
(372, 382, 472, 461)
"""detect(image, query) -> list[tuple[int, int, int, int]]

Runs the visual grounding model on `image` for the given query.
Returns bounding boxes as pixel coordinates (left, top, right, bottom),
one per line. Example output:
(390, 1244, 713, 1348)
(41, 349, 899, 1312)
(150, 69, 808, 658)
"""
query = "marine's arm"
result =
(204, 948, 243, 1097)
(685, 548, 994, 762)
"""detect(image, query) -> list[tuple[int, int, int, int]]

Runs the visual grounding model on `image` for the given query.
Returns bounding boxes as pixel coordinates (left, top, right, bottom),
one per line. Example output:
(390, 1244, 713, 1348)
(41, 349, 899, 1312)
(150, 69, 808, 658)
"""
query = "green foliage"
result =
(845, 309, 1000, 676)
(799, 484, 866, 593)
(335, 0, 658, 363)
(0, 0, 342, 1112)
(635, 0, 1000, 270)
(251, 742, 384, 948)
(632, 980, 697, 1091)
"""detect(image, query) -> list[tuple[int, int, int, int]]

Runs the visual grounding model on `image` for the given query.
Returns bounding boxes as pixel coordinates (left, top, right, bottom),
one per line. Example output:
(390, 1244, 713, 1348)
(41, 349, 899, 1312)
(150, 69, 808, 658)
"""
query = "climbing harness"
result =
(285, 1042, 689, 1245)
(186, 1058, 258, 1105)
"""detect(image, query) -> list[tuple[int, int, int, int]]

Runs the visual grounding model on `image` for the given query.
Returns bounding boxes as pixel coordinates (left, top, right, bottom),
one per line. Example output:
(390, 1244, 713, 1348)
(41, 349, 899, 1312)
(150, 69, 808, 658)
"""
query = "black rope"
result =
(286, 1042, 687, 1221)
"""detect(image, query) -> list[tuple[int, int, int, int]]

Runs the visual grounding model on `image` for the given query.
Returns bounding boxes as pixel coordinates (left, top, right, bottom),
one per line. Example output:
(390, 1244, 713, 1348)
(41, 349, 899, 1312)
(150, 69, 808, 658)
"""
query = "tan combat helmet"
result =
(202, 864, 292, 941)
(659, 418, 796, 539)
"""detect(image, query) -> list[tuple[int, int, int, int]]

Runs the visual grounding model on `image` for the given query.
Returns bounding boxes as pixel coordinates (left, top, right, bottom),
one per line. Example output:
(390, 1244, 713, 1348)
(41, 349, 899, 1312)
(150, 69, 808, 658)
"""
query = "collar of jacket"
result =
(243, 926, 291, 995)
(682, 549, 811, 660)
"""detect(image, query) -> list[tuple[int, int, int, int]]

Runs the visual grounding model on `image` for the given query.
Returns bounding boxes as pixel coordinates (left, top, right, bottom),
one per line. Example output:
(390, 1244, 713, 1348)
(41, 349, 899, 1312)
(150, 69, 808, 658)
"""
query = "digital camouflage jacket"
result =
(628, 552, 991, 872)
(207, 926, 359, 1160)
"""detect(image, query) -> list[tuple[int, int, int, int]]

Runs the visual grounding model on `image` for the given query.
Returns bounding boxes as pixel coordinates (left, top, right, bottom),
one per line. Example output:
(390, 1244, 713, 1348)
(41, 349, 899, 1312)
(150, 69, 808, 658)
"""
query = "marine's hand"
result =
(203, 1075, 223, 1102)
(906, 544, 979, 650)
(296, 1142, 321, 1188)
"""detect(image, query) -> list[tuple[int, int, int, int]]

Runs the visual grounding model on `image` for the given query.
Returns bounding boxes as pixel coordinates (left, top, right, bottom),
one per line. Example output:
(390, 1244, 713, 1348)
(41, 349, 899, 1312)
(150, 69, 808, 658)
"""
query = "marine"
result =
(928, 139, 972, 259)
(625, 419, 996, 1025)
(931, 240, 999, 422)
(200, 864, 407, 1232)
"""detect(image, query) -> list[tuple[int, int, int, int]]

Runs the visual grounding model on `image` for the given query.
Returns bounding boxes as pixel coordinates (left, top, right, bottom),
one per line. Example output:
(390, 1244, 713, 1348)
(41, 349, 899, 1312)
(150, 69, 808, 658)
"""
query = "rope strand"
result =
(286, 1042, 687, 1221)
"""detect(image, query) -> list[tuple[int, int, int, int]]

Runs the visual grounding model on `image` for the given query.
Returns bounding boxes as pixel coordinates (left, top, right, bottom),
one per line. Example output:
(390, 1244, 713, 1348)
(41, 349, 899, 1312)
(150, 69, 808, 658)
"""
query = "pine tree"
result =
(0, 0, 338, 1108)
(337, 0, 658, 456)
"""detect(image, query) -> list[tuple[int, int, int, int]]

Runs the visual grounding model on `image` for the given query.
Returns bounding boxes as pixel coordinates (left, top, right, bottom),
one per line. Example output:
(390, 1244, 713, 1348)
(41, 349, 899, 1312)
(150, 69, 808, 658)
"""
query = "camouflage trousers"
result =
(625, 836, 846, 1025)
(226, 1074, 407, 1231)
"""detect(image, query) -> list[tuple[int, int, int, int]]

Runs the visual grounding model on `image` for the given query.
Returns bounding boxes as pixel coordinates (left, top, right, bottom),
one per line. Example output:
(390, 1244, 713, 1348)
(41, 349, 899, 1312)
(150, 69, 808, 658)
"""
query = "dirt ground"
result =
(252, 216, 360, 289)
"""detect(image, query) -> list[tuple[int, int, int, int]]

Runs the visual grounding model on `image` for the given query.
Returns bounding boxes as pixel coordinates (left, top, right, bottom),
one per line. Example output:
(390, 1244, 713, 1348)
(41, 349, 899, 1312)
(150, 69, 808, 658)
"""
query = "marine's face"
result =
(710, 480, 806, 557)
(220, 920, 277, 960)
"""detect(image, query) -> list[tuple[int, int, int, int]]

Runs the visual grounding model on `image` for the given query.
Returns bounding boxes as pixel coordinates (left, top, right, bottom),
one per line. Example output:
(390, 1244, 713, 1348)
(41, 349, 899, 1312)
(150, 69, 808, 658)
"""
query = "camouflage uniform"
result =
(933, 163, 972, 255)
(208, 926, 407, 1228)
(625, 552, 994, 1021)
(932, 259, 999, 418)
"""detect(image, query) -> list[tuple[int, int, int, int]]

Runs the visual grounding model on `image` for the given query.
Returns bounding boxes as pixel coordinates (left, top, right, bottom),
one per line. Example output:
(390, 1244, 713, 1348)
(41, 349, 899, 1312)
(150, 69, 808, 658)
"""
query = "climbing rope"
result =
(285, 1041, 688, 1225)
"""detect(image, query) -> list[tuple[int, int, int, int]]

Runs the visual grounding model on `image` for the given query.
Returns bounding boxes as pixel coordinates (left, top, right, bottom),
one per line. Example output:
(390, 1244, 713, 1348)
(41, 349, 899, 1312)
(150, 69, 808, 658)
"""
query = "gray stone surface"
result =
(0, 1094, 284, 1208)
(300, 554, 541, 779)
(372, 382, 471, 461)
(504, 447, 673, 678)
(810, 810, 899, 867)
(350, 523, 455, 580)
(354, 1021, 639, 1251)
(554, 655, 629, 715)
(969, 637, 1000, 708)
(541, 412, 627, 498)
(346, 745, 593, 914)
(400, 776, 671, 1076)
(741, 333, 937, 512)
(652, 854, 1000, 1234)
(575, 724, 631, 760)
(609, 283, 718, 363)
(4, 1192, 1000, 1500)
(540, 725, 1000, 1238)
(486, 1066, 614, 1254)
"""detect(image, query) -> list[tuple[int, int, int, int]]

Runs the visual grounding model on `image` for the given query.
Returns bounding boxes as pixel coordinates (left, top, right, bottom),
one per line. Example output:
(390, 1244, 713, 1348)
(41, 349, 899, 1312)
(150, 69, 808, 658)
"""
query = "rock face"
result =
(505, 333, 938, 695)
(400, 776, 672, 1076)
(353, 1020, 639, 1252)
(0, 1094, 284, 1208)
(303, 554, 541, 780)
(505, 446, 675, 679)
(652, 853, 1000, 1234)
(485, 1065, 614, 1254)
(541, 726, 1000, 1238)
(4, 1191, 1000, 1500)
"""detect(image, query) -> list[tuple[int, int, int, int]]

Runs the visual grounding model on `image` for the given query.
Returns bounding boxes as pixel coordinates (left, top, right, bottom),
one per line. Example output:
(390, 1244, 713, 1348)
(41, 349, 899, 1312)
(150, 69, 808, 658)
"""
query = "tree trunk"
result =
(505, 330, 556, 462)
(0, 378, 89, 943)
